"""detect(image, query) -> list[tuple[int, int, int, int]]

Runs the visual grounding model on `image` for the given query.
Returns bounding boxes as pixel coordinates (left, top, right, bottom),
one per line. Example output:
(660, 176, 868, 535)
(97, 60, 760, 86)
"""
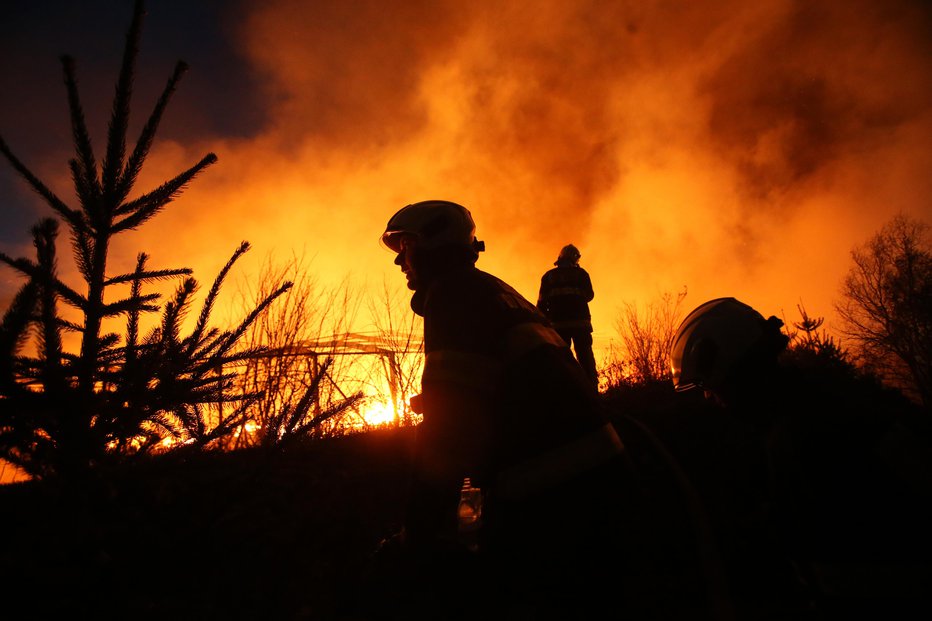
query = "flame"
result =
(360, 399, 402, 428)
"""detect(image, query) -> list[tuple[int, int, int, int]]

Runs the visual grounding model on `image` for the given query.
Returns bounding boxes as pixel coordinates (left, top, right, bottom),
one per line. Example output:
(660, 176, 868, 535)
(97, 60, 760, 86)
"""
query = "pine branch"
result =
(195, 328, 241, 361)
(102, 293, 161, 317)
(69, 217, 94, 281)
(191, 403, 206, 438)
(0, 252, 85, 311)
(118, 340, 162, 361)
(0, 252, 36, 278)
(117, 60, 189, 202)
(69, 159, 98, 215)
(286, 357, 333, 433)
(61, 55, 99, 204)
(198, 399, 255, 445)
(47, 278, 87, 311)
(147, 412, 186, 441)
(188, 345, 271, 379)
(142, 324, 163, 346)
(7, 356, 44, 380)
(161, 278, 198, 345)
(162, 402, 199, 439)
(188, 241, 250, 353)
(105, 266, 191, 286)
(206, 345, 271, 367)
(215, 281, 293, 358)
(125, 253, 147, 356)
(0, 135, 81, 228)
(32, 219, 64, 377)
(292, 392, 364, 440)
(0, 280, 39, 387)
(97, 333, 121, 351)
(185, 327, 223, 359)
(101, 0, 145, 195)
(57, 318, 85, 333)
(112, 153, 217, 230)
(185, 376, 241, 399)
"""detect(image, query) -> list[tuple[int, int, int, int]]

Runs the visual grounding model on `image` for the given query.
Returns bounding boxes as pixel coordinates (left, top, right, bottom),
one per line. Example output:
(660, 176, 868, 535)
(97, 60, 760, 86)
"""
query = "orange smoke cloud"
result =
(3, 0, 931, 359)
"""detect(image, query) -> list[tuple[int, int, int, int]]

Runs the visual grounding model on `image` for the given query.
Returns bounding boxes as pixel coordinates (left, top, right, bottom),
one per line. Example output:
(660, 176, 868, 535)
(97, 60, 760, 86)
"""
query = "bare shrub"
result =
(231, 251, 364, 448)
(605, 288, 688, 388)
(362, 278, 424, 427)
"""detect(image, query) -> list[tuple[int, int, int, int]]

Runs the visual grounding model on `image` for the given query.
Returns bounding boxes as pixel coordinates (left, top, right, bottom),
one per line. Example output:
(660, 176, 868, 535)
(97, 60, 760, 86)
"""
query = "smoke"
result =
(2, 0, 931, 352)
(704, 1, 931, 200)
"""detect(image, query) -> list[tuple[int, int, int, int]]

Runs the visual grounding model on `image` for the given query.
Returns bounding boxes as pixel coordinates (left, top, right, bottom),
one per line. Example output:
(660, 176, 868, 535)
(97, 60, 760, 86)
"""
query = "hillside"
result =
(0, 389, 722, 620)
(0, 427, 418, 619)
(2, 383, 930, 620)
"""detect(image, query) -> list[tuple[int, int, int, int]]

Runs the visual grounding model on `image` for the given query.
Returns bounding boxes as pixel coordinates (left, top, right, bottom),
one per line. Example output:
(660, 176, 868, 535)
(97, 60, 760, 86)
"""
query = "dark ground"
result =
(1, 386, 930, 620)
(0, 428, 417, 619)
(0, 394, 722, 620)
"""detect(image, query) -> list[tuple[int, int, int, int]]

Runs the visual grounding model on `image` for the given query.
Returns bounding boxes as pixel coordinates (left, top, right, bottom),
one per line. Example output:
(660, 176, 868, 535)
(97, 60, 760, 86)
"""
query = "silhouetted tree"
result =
(608, 287, 688, 387)
(775, 302, 892, 400)
(784, 303, 850, 368)
(0, 0, 290, 479)
(835, 214, 932, 408)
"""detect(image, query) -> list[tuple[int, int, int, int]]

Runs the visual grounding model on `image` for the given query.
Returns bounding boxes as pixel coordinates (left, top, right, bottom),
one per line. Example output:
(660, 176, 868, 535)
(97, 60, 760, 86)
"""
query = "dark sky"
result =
(1, 0, 267, 245)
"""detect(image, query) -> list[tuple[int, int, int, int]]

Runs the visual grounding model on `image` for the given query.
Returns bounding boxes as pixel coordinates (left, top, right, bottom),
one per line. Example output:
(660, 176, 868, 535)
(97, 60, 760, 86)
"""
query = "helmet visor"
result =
(380, 230, 417, 253)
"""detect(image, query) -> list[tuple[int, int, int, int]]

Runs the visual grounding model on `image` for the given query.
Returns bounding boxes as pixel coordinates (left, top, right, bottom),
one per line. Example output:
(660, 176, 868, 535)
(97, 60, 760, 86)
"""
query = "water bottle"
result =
(457, 477, 483, 552)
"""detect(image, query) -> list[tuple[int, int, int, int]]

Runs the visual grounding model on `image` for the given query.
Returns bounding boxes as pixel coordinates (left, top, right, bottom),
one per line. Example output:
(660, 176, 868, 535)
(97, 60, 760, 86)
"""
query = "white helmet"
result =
(670, 297, 783, 392)
(381, 200, 485, 254)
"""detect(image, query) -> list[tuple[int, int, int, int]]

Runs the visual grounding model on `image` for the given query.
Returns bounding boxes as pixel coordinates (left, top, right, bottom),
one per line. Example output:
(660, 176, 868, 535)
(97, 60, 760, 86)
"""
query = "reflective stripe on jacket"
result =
(537, 265, 594, 328)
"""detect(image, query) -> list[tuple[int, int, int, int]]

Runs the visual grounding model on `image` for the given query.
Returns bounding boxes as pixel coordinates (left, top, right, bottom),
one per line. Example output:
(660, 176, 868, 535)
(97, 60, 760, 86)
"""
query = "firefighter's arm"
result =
(536, 276, 550, 312)
(582, 269, 594, 302)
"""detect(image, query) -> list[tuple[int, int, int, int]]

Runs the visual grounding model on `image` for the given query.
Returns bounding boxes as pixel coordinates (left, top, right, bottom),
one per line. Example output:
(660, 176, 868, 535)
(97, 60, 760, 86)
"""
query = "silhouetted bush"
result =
(0, 1, 296, 480)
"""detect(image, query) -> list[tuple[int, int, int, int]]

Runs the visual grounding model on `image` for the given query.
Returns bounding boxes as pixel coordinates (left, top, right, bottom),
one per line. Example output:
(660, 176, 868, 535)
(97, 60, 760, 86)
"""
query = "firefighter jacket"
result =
(403, 263, 623, 547)
(536, 264, 594, 333)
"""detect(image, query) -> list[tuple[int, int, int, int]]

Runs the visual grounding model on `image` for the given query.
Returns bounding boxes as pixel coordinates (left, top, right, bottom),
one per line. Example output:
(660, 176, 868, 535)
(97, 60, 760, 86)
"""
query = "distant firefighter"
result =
(537, 244, 598, 388)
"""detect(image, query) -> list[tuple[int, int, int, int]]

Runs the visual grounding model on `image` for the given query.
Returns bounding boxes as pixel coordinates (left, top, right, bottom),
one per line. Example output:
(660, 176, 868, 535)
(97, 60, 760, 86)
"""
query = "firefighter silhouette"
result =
(537, 244, 598, 389)
(371, 200, 634, 619)
(671, 297, 932, 620)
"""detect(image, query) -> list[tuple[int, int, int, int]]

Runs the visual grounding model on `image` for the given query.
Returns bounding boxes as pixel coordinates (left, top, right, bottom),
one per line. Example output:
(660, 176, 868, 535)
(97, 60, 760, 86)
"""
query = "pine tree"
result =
(0, 0, 290, 479)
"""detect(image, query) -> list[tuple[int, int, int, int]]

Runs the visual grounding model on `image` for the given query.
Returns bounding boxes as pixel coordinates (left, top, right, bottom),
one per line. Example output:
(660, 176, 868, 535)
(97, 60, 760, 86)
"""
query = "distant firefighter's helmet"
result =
(555, 244, 581, 266)
(670, 297, 780, 393)
(381, 200, 485, 255)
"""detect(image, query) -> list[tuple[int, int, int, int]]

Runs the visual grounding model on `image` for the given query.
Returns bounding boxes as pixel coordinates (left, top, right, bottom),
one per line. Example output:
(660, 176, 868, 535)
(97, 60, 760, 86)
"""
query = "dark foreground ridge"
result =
(0, 428, 416, 619)
(2, 386, 930, 620)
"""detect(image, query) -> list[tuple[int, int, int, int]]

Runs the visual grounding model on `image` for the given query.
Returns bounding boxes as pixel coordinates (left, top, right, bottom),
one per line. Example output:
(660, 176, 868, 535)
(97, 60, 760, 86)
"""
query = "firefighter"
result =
(374, 200, 635, 619)
(671, 297, 932, 620)
(537, 244, 598, 389)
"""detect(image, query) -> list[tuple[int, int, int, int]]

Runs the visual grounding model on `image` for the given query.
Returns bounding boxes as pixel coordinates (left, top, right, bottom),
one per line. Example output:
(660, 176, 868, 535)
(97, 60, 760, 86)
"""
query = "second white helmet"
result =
(670, 297, 782, 393)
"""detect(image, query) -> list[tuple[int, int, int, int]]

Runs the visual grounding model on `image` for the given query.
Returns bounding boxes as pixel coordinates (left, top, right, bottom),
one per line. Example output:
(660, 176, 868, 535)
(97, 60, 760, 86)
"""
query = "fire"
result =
(360, 399, 403, 428)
